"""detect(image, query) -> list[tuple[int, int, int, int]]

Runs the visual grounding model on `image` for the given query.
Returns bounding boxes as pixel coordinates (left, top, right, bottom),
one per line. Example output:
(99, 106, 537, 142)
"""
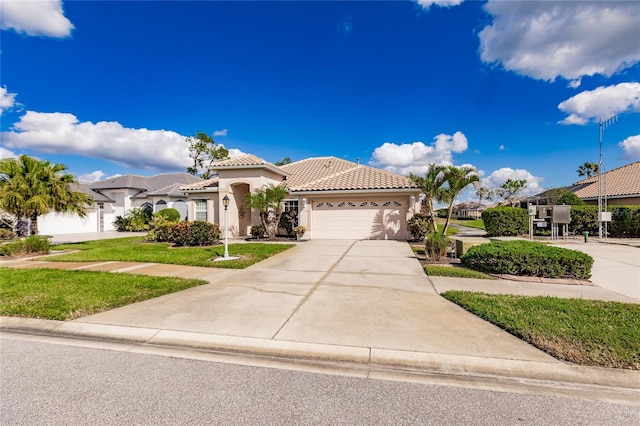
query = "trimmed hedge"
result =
(154, 208, 180, 222)
(148, 220, 220, 246)
(461, 240, 593, 280)
(482, 207, 528, 237)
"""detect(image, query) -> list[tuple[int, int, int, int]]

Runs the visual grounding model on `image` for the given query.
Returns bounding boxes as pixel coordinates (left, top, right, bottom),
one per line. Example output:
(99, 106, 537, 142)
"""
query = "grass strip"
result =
(0, 268, 208, 320)
(51, 237, 293, 269)
(424, 265, 496, 280)
(450, 219, 485, 230)
(442, 291, 640, 370)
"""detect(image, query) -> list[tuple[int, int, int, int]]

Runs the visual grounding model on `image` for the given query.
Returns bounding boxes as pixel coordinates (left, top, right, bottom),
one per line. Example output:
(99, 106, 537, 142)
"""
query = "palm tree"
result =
(475, 186, 494, 207)
(0, 155, 93, 235)
(243, 183, 288, 239)
(409, 164, 447, 235)
(577, 162, 599, 178)
(439, 165, 480, 236)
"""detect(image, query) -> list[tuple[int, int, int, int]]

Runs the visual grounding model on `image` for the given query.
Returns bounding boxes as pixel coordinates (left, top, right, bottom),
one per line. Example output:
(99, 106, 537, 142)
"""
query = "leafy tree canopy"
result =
(186, 132, 229, 179)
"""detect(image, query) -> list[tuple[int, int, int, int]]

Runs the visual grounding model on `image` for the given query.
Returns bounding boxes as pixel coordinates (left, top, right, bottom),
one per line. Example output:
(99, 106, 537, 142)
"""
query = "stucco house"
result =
(180, 155, 422, 240)
(38, 173, 201, 235)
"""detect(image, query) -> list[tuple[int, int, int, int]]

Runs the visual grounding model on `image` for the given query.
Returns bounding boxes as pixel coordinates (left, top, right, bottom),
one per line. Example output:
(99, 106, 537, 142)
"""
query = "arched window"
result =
(155, 200, 167, 212)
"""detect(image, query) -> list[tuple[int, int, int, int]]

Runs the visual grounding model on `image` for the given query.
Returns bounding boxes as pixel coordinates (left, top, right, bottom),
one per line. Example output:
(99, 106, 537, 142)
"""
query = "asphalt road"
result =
(2, 337, 638, 425)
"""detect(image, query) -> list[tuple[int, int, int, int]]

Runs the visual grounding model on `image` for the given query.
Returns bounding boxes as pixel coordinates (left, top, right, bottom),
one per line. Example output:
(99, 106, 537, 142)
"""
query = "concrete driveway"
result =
(78, 239, 554, 363)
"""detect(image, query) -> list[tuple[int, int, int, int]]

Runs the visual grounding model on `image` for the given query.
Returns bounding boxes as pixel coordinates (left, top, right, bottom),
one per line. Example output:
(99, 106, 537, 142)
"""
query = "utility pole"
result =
(598, 113, 617, 240)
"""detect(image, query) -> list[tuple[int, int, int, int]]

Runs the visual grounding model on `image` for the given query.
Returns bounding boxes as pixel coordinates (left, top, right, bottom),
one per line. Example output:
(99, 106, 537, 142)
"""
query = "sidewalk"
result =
(1, 238, 639, 404)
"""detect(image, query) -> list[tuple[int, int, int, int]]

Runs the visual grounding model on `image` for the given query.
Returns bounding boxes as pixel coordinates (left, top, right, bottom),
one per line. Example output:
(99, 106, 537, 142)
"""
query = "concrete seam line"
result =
(269, 240, 358, 340)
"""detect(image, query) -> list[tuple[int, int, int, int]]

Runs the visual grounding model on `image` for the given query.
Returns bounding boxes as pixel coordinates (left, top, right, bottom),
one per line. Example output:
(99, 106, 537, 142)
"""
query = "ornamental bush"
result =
(569, 205, 640, 237)
(569, 205, 599, 236)
(481, 207, 528, 237)
(0, 235, 51, 257)
(408, 213, 430, 241)
(160, 221, 220, 247)
(153, 208, 180, 222)
(461, 240, 593, 280)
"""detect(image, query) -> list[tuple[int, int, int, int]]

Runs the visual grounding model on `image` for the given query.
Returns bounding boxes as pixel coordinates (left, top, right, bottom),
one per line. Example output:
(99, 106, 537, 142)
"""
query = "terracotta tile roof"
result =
(179, 178, 219, 191)
(571, 161, 640, 199)
(279, 157, 418, 192)
(209, 154, 288, 176)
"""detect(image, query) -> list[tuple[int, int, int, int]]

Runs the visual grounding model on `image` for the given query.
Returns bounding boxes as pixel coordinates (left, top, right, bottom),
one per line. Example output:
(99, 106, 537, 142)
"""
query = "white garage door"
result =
(311, 199, 407, 240)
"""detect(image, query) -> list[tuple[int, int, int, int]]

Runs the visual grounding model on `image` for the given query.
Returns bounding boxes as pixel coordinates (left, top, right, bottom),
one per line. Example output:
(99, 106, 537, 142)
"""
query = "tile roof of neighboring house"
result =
(279, 157, 418, 192)
(179, 178, 219, 191)
(91, 173, 201, 192)
(209, 154, 288, 176)
(74, 183, 114, 202)
(571, 161, 640, 199)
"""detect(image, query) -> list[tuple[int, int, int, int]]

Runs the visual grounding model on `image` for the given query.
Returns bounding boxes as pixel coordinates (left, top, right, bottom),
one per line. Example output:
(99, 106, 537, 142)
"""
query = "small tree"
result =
(496, 178, 527, 207)
(577, 162, 599, 178)
(244, 184, 288, 239)
(438, 165, 480, 236)
(410, 164, 447, 235)
(186, 132, 229, 179)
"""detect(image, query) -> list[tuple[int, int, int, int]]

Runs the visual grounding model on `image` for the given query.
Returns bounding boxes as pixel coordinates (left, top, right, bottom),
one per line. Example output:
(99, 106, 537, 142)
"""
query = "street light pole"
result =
(222, 194, 230, 258)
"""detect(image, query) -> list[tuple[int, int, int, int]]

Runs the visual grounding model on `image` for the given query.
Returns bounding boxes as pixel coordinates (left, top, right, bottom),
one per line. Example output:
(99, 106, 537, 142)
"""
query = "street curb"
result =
(2, 316, 639, 392)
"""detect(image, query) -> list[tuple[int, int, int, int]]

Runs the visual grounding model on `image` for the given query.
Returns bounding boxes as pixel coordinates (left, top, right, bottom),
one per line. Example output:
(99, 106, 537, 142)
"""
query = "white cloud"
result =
(0, 87, 17, 116)
(498, 145, 506, 151)
(619, 134, 640, 159)
(213, 129, 228, 137)
(416, 0, 464, 10)
(478, 1, 640, 85)
(77, 170, 105, 184)
(0, 147, 18, 160)
(558, 82, 640, 125)
(370, 131, 468, 175)
(1, 0, 74, 38)
(2, 111, 197, 171)
(483, 167, 544, 196)
(227, 148, 246, 158)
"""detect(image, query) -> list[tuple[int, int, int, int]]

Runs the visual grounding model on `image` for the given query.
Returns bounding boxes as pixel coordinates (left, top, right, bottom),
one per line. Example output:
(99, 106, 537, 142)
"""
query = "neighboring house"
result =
(39, 173, 201, 235)
(180, 155, 422, 240)
(571, 161, 640, 205)
(451, 202, 485, 219)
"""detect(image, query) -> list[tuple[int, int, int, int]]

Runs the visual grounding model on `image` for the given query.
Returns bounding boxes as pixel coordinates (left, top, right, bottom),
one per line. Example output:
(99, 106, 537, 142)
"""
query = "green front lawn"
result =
(0, 268, 208, 320)
(424, 265, 496, 280)
(449, 218, 485, 230)
(51, 237, 294, 269)
(442, 291, 640, 370)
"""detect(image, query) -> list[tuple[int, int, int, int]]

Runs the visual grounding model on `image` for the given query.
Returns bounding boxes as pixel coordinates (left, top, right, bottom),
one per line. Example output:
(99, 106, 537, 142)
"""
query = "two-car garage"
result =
(308, 197, 409, 240)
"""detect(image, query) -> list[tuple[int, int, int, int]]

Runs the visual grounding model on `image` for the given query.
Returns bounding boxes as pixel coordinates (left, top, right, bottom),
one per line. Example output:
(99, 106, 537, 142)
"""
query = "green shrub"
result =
(425, 232, 448, 261)
(0, 228, 15, 240)
(0, 235, 50, 257)
(609, 206, 640, 238)
(461, 240, 593, 279)
(114, 207, 152, 232)
(154, 208, 181, 222)
(569, 205, 598, 236)
(147, 217, 178, 242)
(408, 213, 429, 241)
(188, 221, 220, 246)
(482, 207, 528, 237)
(251, 224, 266, 239)
(557, 192, 585, 205)
(166, 221, 220, 247)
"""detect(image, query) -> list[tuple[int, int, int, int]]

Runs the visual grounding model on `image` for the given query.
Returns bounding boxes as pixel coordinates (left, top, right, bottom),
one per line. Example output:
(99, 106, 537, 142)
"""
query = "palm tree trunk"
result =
(29, 213, 39, 235)
(442, 203, 454, 236)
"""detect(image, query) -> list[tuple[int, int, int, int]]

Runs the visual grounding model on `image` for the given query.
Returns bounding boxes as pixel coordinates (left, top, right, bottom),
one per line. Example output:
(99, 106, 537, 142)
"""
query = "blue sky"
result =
(1, 0, 639, 198)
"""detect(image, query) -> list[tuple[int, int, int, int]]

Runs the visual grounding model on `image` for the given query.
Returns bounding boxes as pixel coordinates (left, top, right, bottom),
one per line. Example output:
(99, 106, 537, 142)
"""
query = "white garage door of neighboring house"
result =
(311, 199, 407, 240)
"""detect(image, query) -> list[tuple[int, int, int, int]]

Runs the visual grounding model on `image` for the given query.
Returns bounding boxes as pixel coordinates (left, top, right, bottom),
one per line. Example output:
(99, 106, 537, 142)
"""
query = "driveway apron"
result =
(77, 240, 554, 363)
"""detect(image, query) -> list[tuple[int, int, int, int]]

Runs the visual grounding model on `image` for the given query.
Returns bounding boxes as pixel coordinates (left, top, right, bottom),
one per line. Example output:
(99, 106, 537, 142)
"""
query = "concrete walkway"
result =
(1, 239, 639, 402)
